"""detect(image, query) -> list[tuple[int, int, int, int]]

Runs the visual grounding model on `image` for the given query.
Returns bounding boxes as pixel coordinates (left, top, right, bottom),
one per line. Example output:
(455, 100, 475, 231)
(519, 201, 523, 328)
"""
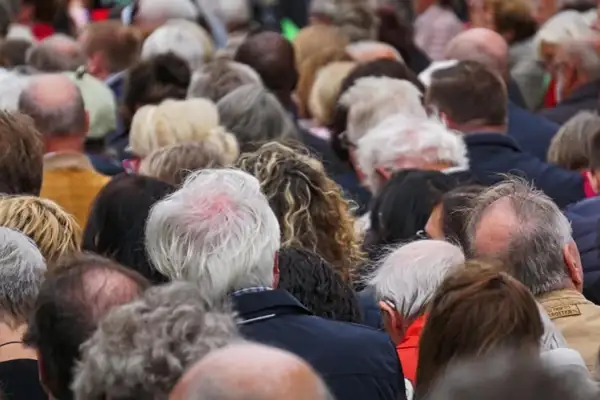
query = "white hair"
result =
(339, 77, 426, 145)
(213, 0, 251, 25)
(141, 20, 214, 71)
(136, 0, 199, 22)
(356, 115, 469, 192)
(0, 72, 30, 111)
(369, 240, 465, 323)
(419, 60, 459, 87)
(0, 227, 46, 325)
(145, 169, 281, 300)
(534, 10, 594, 60)
(558, 39, 600, 79)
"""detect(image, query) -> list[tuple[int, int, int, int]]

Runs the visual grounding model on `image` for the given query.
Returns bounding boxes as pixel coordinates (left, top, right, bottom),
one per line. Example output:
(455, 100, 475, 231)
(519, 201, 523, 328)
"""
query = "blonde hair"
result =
(309, 61, 356, 126)
(139, 142, 234, 186)
(293, 25, 349, 69)
(236, 142, 364, 282)
(129, 98, 239, 159)
(0, 196, 81, 263)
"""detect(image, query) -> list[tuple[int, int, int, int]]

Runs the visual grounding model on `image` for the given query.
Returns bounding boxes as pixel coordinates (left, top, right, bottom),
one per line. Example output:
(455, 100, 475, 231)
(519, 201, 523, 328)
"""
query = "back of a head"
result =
(534, 10, 593, 61)
(416, 261, 544, 398)
(311, 0, 377, 42)
(278, 247, 362, 323)
(26, 34, 85, 72)
(171, 343, 333, 400)
(81, 21, 142, 74)
(547, 111, 600, 170)
(83, 174, 176, 284)
(346, 40, 403, 63)
(0, 110, 43, 195)
(427, 60, 508, 129)
(487, 0, 537, 44)
(0, 39, 32, 68)
(135, 0, 199, 25)
(0, 195, 81, 263)
(72, 281, 240, 400)
(309, 61, 356, 126)
(444, 28, 509, 77)
(145, 169, 280, 299)
(293, 25, 349, 69)
(18, 74, 87, 137)
(24, 254, 149, 400)
(213, 0, 251, 26)
(187, 59, 261, 103)
(438, 185, 486, 251)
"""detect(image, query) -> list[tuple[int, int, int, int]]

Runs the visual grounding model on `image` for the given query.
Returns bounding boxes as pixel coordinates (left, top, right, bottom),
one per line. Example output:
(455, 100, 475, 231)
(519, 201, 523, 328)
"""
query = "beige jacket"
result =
(538, 289, 600, 371)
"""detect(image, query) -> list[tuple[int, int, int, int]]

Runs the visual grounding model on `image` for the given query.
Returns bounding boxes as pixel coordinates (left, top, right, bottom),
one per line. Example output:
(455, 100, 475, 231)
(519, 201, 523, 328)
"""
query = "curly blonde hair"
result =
(0, 196, 81, 263)
(236, 142, 364, 282)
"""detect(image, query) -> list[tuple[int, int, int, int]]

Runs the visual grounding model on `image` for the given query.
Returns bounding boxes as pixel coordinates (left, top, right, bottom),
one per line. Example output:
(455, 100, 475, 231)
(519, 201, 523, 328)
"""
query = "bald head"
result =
(170, 343, 333, 400)
(18, 74, 87, 137)
(444, 28, 509, 78)
(27, 34, 85, 72)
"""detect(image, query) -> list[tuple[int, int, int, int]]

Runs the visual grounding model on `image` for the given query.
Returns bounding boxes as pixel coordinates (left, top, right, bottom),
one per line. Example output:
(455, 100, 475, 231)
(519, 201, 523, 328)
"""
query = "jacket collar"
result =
(43, 152, 95, 172)
(233, 289, 313, 322)
(560, 79, 600, 105)
(463, 132, 522, 152)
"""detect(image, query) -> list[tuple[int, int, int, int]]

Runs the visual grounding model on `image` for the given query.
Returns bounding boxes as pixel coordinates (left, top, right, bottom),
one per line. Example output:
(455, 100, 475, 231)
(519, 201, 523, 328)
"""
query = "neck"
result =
(457, 124, 506, 135)
(0, 321, 37, 362)
(45, 135, 85, 154)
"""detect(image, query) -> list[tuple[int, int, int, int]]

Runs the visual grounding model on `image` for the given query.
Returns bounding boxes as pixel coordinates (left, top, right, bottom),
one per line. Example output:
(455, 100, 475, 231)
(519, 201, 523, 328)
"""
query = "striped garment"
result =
(414, 4, 464, 61)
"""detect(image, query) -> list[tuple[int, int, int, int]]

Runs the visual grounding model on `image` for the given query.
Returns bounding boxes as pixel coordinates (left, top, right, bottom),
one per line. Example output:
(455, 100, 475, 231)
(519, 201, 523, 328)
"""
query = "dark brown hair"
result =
(415, 261, 543, 399)
(22, 0, 58, 23)
(440, 185, 486, 250)
(0, 111, 43, 196)
(427, 60, 508, 128)
(82, 21, 142, 74)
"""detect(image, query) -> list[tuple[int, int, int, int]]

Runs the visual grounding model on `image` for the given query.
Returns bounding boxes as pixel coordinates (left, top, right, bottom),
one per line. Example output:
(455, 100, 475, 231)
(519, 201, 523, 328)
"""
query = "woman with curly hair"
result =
(236, 142, 364, 282)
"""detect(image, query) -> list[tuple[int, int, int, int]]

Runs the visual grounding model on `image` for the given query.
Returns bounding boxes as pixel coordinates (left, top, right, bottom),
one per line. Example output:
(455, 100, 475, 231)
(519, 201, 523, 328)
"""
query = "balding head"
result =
(445, 28, 509, 78)
(26, 34, 85, 72)
(235, 32, 298, 107)
(170, 343, 333, 400)
(18, 73, 88, 137)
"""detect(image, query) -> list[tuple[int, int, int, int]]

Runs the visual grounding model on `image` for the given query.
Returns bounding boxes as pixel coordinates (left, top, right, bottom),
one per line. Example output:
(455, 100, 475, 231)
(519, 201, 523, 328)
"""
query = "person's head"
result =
(0, 195, 81, 263)
(122, 52, 191, 127)
(278, 247, 362, 323)
(235, 31, 298, 107)
(553, 39, 600, 102)
(308, 61, 356, 126)
(416, 261, 544, 398)
(213, 0, 251, 31)
(26, 34, 85, 72)
(72, 282, 240, 400)
(18, 74, 88, 151)
(24, 254, 150, 400)
(237, 142, 363, 282)
(0, 38, 32, 68)
(309, 0, 377, 42)
(187, 59, 261, 103)
(467, 178, 580, 296)
(17, 0, 58, 24)
(145, 169, 280, 299)
(293, 25, 349, 70)
(83, 174, 176, 284)
(476, 0, 538, 44)
(141, 20, 214, 71)
(444, 28, 509, 79)
(0, 110, 43, 195)
(426, 60, 508, 133)
(170, 343, 334, 400)
(356, 115, 469, 193)
(0, 227, 45, 328)
(547, 111, 600, 170)
(139, 142, 233, 187)
(79, 21, 142, 80)
(346, 40, 403, 62)
(0, 72, 31, 112)
(370, 240, 465, 344)
(217, 84, 297, 153)
(133, 0, 201, 30)
(129, 98, 238, 161)
(426, 185, 486, 251)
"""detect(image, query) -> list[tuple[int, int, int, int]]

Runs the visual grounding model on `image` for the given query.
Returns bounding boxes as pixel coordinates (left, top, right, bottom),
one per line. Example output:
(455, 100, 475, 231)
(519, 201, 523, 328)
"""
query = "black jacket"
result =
(538, 79, 600, 126)
(235, 290, 406, 400)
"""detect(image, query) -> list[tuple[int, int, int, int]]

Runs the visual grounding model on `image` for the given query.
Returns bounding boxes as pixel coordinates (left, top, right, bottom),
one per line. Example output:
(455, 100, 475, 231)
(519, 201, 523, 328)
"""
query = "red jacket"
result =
(396, 315, 426, 384)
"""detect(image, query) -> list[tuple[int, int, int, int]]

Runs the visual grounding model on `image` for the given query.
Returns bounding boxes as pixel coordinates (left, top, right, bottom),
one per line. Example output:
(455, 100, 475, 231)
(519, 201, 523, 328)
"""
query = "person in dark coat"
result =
(539, 39, 600, 126)
(507, 100, 559, 161)
(427, 61, 587, 209)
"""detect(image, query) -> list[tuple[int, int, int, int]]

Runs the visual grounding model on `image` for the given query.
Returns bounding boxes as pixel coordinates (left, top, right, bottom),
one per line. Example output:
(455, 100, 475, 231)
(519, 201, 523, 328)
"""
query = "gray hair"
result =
(188, 59, 261, 102)
(0, 72, 30, 111)
(0, 227, 46, 326)
(26, 34, 85, 72)
(141, 20, 214, 71)
(369, 240, 465, 323)
(18, 74, 87, 137)
(136, 0, 199, 22)
(213, 0, 251, 25)
(145, 169, 281, 300)
(72, 281, 240, 400)
(557, 39, 600, 82)
(547, 111, 600, 170)
(467, 179, 573, 296)
(217, 84, 297, 152)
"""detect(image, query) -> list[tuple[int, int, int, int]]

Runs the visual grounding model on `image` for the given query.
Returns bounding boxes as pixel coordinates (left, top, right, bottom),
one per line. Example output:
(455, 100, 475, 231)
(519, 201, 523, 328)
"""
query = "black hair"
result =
(24, 253, 149, 400)
(83, 174, 176, 284)
(278, 247, 362, 323)
(440, 185, 485, 251)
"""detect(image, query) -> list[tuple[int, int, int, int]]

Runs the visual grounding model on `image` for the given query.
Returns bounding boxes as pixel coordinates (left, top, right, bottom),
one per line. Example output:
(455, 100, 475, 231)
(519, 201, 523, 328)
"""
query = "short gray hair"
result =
(72, 281, 240, 400)
(136, 0, 199, 22)
(0, 227, 46, 326)
(145, 169, 281, 300)
(547, 111, 600, 170)
(26, 34, 85, 72)
(557, 39, 600, 81)
(188, 59, 261, 102)
(0, 72, 30, 111)
(213, 0, 251, 25)
(369, 240, 465, 323)
(217, 84, 297, 152)
(467, 179, 573, 296)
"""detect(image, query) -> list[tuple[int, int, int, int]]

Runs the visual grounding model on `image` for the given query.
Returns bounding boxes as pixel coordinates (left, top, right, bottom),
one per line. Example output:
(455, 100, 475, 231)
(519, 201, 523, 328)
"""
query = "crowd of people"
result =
(0, 0, 599, 399)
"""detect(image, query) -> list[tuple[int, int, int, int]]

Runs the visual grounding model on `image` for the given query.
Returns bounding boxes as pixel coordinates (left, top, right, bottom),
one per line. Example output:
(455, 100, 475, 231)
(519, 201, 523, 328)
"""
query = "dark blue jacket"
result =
(507, 101, 559, 161)
(564, 197, 600, 305)
(235, 290, 406, 400)
(465, 132, 585, 208)
(358, 288, 384, 330)
(538, 79, 600, 126)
